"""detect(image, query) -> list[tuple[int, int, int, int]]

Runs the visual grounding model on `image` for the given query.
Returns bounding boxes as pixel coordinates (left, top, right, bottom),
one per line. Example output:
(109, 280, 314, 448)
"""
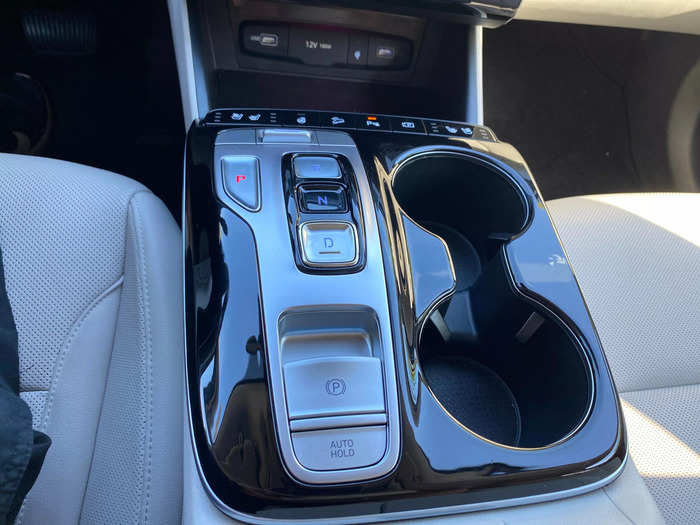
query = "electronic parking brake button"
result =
(292, 426, 386, 471)
(284, 356, 384, 420)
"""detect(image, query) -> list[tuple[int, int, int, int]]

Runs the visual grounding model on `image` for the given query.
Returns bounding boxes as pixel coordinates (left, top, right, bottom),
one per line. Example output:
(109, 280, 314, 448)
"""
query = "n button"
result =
(299, 185, 347, 212)
(221, 156, 260, 211)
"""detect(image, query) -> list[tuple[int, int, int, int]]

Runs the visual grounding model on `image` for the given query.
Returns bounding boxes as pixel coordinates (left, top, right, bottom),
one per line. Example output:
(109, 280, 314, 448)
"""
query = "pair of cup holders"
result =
(391, 153, 592, 449)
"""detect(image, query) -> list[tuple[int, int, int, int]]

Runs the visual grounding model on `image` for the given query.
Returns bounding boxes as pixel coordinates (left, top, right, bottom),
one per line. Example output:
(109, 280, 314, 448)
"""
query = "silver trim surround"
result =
(466, 25, 484, 125)
(211, 130, 401, 485)
(290, 413, 388, 432)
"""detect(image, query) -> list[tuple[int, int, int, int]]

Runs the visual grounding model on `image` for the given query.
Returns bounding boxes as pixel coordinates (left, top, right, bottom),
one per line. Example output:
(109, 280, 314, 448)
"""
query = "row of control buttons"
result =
(205, 109, 496, 141)
(284, 356, 387, 471)
(241, 23, 410, 69)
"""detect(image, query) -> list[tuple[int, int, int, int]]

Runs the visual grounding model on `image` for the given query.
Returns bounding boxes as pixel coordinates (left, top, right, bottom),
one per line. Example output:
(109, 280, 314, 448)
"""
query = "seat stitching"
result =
(16, 276, 124, 525)
(601, 485, 636, 525)
(129, 193, 154, 525)
(39, 277, 125, 431)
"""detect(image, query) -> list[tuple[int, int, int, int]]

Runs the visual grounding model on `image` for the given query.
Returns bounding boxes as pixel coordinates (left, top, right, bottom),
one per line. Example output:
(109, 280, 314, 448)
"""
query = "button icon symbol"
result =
(235, 174, 246, 183)
(323, 237, 334, 248)
(248, 113, 261, 121)
(317, 195, 328, 206)
(325, 378, 346, 396)
(461, 127, 473, 136)
(401, 121, 415, 129)
(297, 116, 307, 125)
(353, 50, 361, 61)
(445, 125, 458, 134)
(376, 46, 395, 59)
(250, 33, 279, 47)
(331, 116, 345, 125)
(231, 112, 244, 121)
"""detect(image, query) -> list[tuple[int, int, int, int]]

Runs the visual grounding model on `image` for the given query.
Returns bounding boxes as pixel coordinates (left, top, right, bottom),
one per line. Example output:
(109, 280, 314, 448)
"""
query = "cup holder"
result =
(392, 152, 592, 449)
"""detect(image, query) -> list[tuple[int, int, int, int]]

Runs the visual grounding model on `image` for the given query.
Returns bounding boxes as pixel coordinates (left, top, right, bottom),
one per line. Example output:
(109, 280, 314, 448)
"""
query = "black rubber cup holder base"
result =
(422, 356, 522, 446)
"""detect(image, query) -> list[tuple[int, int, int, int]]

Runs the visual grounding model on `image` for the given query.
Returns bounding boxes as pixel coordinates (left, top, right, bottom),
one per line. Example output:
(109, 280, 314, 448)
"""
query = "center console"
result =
(183, 109, 626, 522)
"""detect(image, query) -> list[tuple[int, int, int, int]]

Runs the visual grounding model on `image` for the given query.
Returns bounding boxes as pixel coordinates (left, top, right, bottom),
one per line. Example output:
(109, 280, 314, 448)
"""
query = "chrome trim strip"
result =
(466, 25, 484, 125)
(209, 130, 401, 485)
(168, 0, 200, 126)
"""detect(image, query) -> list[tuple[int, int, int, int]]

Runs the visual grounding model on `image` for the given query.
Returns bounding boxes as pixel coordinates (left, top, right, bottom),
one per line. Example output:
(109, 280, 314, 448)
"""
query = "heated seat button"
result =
(292, 426, 386, 471)
(221, 155, 260, 211)
(299, 185, 347, 212)
(284, 356, 384, 419)
(241, 24, 289, 57)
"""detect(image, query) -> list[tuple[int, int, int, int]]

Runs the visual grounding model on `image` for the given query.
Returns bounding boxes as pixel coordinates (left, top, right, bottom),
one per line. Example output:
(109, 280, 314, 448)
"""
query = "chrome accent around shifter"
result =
(212, 129, 401, 484)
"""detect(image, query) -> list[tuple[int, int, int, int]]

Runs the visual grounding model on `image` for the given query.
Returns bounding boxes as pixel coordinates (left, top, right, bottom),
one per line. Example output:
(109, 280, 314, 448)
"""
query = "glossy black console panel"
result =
(184, 115, 625, 522)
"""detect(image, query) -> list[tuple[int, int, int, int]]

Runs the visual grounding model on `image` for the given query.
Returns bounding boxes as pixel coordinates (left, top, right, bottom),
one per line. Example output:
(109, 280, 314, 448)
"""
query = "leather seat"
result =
(0, 154, 183, 524)
(548, 193, 700, 525)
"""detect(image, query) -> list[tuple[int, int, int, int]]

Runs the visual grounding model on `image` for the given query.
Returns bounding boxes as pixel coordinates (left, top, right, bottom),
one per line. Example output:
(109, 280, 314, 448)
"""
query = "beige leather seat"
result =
(0, 154, 183, 524)
(548, 193, 700, 525)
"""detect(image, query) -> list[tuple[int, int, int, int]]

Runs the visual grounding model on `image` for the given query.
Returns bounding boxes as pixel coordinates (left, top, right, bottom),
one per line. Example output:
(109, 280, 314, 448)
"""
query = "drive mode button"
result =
(284, 356, 384, 419)
(292, 426, 386, 471)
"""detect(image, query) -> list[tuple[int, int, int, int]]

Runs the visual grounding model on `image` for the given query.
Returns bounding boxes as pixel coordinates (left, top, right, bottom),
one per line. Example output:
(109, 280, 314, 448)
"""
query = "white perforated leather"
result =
(0, 154, 145, 406)
(0, 154, 182, 525)
(549, 193, 700, 525)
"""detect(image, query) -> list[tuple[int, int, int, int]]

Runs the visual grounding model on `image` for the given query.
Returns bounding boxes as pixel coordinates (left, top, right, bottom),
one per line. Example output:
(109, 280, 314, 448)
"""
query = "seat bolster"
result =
(79, 192, 183, 525)
(17, 281, 123, 525)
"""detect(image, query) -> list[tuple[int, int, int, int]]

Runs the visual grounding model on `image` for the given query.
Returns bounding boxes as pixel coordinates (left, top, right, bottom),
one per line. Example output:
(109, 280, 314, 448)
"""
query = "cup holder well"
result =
(392, 152, 592, 449)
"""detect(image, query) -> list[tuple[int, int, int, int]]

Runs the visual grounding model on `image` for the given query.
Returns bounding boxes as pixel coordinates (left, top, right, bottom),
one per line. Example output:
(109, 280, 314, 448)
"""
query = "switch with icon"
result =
(348, 34, 368, 66)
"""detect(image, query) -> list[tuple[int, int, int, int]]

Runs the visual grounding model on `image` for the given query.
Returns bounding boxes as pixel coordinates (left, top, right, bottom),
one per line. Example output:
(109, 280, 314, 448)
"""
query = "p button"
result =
(221, 155, 260, 211)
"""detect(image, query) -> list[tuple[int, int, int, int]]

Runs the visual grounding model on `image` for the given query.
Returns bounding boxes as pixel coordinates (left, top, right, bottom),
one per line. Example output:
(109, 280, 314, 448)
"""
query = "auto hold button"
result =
(284, 356, 384, 420)
(292, 425, 386, 471)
